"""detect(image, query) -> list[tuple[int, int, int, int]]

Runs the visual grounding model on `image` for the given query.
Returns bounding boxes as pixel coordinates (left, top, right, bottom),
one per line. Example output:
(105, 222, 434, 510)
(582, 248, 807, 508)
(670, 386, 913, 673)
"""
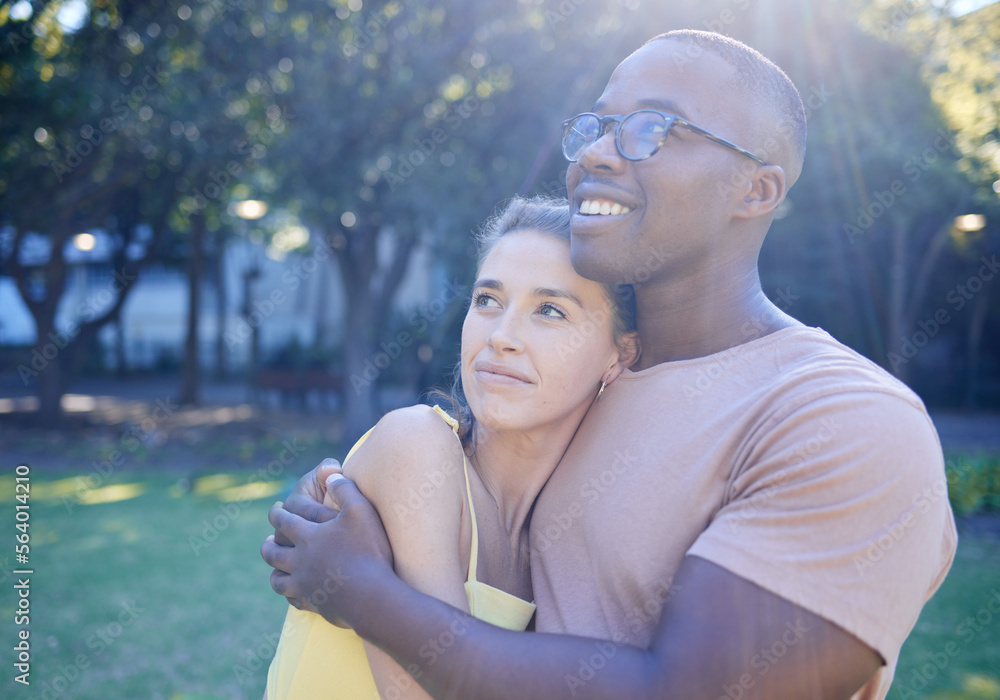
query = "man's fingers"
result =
(268, 502, 310, 545)
(284, 491, 337, 524)
(289, 466, 324, 501)
(261, 534, 293, 573)
(269, 567, 294, 597)
(324, 473, 367, 513)
(315, 458, 343, 485)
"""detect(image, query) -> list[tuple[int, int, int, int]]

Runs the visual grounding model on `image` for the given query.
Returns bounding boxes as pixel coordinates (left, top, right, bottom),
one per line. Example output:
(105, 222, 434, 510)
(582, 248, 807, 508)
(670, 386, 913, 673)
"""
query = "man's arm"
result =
(262, 477, 879, 699)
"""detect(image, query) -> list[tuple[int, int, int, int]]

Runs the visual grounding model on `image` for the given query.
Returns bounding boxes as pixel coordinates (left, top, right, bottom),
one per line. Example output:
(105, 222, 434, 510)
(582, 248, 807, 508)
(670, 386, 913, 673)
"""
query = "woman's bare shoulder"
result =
(344, 404, 468, 526)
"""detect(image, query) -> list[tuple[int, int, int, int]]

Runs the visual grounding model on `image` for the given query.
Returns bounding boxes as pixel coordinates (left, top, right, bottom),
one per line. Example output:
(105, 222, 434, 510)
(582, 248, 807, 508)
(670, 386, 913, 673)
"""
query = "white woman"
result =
(264, 195, 639, 700)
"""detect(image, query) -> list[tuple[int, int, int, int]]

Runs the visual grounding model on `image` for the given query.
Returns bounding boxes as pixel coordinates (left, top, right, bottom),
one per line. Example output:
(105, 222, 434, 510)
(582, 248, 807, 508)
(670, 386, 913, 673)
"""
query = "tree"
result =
(848, 0, 1000, 402)
(0, 0, 287, 420)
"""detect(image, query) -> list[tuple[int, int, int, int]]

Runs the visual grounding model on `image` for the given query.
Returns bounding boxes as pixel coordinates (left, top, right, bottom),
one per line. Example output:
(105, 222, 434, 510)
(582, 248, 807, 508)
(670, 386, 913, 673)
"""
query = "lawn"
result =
(0, 470, 997, 700)
(0, 471, 289, 700)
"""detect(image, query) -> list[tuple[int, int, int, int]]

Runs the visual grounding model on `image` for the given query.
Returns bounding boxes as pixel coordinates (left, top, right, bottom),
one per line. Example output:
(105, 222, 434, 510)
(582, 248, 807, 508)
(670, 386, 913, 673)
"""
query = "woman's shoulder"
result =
(345, 404, 468, 524)
(367, 404, 463, 455)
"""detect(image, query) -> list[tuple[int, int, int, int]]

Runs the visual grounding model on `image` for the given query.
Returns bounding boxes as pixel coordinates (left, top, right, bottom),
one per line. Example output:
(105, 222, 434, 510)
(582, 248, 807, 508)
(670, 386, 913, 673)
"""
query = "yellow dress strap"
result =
(431, 404, 461, 433)
(430, 406, 481, 581)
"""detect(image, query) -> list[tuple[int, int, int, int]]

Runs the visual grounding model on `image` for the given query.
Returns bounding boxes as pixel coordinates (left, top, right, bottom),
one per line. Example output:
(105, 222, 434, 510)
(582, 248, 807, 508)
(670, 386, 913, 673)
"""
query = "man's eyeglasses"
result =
(561, 110, 769, 166)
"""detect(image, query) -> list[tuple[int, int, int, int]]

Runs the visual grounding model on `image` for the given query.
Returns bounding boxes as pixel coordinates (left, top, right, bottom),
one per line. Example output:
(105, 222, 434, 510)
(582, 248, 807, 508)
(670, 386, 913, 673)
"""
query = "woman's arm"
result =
(338, 405, 472, 700)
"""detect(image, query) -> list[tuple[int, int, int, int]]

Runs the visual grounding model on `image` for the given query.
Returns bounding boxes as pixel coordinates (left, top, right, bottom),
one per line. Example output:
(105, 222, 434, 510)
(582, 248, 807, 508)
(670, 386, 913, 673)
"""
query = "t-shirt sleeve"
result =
(686, 388, 957, 664)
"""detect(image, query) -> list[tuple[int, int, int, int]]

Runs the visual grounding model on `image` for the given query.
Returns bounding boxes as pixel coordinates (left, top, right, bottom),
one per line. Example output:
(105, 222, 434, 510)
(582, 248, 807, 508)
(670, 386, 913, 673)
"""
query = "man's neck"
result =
(632, 270, 801, 369)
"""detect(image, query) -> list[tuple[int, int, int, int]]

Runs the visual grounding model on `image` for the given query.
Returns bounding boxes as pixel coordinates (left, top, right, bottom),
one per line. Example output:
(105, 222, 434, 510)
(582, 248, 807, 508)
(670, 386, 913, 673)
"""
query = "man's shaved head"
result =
(643, 30, 807, 185)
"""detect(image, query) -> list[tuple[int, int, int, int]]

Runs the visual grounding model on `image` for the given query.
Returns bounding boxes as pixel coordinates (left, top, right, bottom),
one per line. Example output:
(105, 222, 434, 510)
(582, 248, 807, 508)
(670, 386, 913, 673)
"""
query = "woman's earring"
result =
(597, 380, 607, 400)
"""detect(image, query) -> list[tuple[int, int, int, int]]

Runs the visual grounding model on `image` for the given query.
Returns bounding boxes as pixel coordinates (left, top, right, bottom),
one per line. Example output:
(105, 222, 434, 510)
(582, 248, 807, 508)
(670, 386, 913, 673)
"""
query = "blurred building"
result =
(0, 226, 442, 374)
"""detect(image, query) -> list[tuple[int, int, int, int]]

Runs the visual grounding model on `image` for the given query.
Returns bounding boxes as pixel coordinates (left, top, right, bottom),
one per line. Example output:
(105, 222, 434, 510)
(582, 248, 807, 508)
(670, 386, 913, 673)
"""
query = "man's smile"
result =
(579, 198, 633, 216)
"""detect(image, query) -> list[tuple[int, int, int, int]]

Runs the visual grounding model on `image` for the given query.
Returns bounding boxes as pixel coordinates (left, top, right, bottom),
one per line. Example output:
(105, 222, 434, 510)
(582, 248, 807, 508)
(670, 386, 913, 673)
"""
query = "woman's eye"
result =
(538, 303, 566, 319)
(473, 292, 500, 308)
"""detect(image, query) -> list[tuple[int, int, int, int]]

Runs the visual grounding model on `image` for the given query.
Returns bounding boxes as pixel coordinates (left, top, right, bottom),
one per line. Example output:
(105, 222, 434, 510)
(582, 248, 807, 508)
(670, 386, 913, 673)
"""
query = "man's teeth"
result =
(580, 199, 631, 216)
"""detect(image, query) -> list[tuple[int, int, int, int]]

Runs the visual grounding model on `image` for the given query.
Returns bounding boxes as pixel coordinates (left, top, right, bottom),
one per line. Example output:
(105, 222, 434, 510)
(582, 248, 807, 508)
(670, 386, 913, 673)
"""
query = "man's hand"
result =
(261, 475, 395, 629)
(272, 459, 342, 546)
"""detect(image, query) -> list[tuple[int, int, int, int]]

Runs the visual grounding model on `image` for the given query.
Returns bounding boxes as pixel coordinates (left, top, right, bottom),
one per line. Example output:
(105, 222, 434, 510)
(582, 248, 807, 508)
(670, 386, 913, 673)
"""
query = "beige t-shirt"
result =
(530, 326, 957, 699)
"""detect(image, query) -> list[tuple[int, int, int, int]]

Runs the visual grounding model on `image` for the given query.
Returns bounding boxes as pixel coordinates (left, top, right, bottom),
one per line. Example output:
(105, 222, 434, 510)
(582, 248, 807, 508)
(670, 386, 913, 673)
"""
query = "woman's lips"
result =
(474, 361, 532, 385)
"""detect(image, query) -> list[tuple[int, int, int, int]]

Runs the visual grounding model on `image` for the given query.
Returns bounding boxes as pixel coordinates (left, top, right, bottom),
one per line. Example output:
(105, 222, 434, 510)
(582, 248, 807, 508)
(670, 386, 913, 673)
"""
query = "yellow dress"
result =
(266, 406, 536, 699)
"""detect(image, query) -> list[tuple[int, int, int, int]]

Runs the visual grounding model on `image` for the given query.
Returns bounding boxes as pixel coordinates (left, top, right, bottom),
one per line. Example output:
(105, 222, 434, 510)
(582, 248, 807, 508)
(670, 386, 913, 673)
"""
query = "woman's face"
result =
(461, 229, 626, 434)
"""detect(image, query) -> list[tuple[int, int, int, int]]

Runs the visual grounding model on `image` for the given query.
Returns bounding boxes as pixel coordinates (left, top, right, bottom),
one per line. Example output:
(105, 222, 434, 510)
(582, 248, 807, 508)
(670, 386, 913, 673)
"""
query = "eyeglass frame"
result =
(561, 109, 769, 166)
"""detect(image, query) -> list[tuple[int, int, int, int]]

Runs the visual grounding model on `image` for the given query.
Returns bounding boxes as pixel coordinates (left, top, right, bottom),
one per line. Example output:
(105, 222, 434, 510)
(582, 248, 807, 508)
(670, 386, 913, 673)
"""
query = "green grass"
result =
(1, 471, 997, 699)
(889, 520, 1000, 699)
(0, 472, 289, 700)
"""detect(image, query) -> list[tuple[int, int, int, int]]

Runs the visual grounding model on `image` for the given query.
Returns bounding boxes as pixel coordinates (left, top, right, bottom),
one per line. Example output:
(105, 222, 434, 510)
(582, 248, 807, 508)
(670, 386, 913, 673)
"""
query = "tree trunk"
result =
(33, 314, 66, 427)
(964, 286, 989, 409)
(115, 321, 128, 377)
(887, 219, 909, 382)
(180, 214, 205, 406)
(314, 256, 330, 349)
(341, 292, 380, 446)
(333, 220, 419, 444)
(213, 238, 228, 380)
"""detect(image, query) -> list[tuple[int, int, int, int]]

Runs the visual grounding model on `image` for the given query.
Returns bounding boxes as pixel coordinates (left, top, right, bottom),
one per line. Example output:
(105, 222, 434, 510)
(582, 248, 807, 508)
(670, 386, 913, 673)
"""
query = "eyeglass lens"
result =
(562, 112, 671, 162)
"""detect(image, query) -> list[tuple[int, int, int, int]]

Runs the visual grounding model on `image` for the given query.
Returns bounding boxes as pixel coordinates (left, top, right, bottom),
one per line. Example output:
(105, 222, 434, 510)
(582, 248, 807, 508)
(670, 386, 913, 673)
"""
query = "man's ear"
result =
(605, 332, 641, 384)
(734, 165, 786, 219)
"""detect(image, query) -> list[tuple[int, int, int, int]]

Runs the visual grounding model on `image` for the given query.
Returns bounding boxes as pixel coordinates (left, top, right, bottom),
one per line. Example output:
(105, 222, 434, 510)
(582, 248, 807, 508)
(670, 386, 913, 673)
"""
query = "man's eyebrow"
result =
(534, 287, 584, 308)
(592, 98, 690, 120)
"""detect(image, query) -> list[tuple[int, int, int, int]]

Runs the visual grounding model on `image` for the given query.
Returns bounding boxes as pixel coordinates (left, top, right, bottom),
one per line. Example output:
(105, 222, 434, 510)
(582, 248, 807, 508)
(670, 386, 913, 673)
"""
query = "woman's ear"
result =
(605, 332, 641, 385)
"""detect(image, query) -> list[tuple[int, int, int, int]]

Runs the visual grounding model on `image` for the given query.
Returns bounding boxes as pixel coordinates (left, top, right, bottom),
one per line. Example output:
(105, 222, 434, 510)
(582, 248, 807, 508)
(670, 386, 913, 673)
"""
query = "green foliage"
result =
(946, 454, 1000, 515)
(1, 0, 998, 411)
